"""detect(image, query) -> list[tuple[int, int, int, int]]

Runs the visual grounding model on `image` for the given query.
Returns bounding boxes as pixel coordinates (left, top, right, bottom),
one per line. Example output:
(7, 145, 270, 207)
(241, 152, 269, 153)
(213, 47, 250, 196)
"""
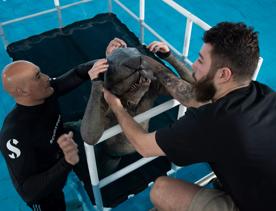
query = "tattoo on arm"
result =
(154, 69, 195, 106)
(141, 55, 201, 107)
(163, 53, 195, 84)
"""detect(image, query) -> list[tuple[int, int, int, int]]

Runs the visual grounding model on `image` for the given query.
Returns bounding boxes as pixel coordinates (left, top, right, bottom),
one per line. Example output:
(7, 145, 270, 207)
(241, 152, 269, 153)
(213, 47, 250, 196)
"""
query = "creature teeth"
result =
(130, 82, 140, 91)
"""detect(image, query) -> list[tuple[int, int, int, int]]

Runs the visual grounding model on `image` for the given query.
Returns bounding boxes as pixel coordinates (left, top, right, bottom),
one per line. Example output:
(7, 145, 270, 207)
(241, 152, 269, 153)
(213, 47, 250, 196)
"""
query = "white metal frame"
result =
(0, 1, 263, 211)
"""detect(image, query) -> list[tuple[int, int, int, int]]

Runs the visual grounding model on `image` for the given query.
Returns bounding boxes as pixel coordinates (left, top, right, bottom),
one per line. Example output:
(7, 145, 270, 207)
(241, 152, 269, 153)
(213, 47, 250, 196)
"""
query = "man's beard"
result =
(193, 70, 217, 103)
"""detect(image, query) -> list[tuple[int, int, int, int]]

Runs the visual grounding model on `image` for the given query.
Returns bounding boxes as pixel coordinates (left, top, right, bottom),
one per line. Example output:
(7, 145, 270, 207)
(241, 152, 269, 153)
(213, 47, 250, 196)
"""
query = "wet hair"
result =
(203, 22, 260, 81)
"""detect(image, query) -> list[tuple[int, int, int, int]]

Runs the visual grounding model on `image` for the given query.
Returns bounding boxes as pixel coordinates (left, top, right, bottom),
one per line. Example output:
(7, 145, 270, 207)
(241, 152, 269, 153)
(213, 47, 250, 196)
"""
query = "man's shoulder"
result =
(253, 81, 274, 95)
(251, 81, 276, 107)
(186, 103, 214, 118)
(172, 103, 215, 129)
(0, 106, 33, 143)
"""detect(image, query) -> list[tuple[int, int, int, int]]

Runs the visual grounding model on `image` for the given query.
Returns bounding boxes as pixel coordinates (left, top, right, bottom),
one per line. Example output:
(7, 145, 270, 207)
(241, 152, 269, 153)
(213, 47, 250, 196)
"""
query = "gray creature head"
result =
(104, 47, 155, 107)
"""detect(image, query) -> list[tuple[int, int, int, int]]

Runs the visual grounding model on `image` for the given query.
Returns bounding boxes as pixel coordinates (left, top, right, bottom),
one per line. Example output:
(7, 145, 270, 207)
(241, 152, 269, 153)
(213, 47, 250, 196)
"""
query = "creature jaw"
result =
(121, 76, 151, 108)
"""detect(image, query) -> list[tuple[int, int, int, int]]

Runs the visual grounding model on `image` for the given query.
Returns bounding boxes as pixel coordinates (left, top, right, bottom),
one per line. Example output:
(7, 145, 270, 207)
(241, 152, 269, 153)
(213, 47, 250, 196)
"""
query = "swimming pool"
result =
(0, 0, 275, 210)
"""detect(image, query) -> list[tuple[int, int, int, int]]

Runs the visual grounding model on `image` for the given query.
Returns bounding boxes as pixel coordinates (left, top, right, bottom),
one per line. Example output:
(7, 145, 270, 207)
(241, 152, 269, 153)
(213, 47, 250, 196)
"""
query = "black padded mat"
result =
(6, 13, 174, 207)
(7, 13, 158, 121)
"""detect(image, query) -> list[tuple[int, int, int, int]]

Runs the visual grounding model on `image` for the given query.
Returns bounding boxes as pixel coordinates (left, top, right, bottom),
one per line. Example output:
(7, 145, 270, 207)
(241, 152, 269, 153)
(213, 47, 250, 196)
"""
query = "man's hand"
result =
(106, 38, 127, 57)
(147, 41, 170, 53)
(88, 59, 108, 80)
(103, 88, 124, 111)
(57, 131, 79, 165)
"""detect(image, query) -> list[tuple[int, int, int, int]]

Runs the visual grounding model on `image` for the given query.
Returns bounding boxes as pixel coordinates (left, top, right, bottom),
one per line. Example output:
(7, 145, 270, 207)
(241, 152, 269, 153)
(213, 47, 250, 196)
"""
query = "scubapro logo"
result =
(6, 139, 21, 159)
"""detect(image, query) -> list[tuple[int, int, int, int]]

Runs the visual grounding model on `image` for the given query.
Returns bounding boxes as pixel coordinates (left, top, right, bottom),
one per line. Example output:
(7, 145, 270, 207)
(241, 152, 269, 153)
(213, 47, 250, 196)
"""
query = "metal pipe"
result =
(54, 0, 63, 28)
(142, 22, 182, 57)
(162, 0, 211, 30)
(182, 18, 193, 58)
(139, 0, 145, 43)
(0, 23, 9, 48)
(195, 172, 217, 186)
(139, 0, 145, 20)
(143, 21, 194, 67)
(92, 184, 104, 211)
(253, 57, 263, 80)
(98, 99, 180, 143)
(84, 143, 103, 210)
(56, 9, 63, 28)
(2, 0, 92, 26)
(114, 0, 139, 21)
(113, 0, 180, 54)
(113, 0, 194, 62)
(54, 0, 60, 7)
(108, 0, 113, 13)
(177, 105, 187, 119)
(139, 20, 145, 43)
(84, 144, 100, 186)
(184, 57, 193, 66)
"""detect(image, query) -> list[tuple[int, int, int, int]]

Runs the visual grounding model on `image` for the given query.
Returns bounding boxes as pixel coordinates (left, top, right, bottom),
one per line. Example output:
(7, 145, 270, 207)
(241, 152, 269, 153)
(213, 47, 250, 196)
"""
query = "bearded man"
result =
(102, 22, 276, 211)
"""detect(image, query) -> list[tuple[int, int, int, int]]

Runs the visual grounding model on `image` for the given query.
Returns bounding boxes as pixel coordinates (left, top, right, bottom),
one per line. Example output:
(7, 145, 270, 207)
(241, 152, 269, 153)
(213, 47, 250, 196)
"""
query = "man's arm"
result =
(51, 37, 127, 96)
(103, 88, 165, 157)
(159, 52, 195, 83)
(141, 55, 201, 107)
(19, 158, 72, 202)
(0, 132, 78, 203)
(21, 132, 78, 202)
(51, 60, 97, 96)
(148, 41, 194, 83)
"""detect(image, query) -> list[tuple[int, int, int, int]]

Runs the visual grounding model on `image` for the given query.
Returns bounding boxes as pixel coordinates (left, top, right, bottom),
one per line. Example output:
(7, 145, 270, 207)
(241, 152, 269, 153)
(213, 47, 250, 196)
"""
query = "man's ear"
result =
(216, 67, 232, 83)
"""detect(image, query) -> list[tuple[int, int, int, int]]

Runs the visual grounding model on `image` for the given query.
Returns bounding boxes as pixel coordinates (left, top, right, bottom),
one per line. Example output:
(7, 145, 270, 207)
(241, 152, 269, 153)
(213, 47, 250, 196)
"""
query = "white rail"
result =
(162, 0, 211, 31)
(98, 99, 180, 143)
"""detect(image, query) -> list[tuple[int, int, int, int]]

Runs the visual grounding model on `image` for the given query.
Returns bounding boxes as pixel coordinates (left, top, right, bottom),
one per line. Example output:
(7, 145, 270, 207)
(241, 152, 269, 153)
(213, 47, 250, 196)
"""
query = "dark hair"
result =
(203, 22, 259, 81)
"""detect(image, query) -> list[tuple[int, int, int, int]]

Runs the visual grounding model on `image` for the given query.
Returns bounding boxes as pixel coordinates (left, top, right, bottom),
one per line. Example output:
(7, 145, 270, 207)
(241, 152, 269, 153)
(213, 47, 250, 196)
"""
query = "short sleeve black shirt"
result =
(156, 81, 276, 211)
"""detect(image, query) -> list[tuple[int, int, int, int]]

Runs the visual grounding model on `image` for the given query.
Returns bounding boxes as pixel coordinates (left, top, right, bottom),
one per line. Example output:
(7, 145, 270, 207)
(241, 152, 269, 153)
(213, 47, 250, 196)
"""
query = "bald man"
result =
(0, 59, 97, 210)
(0, 38, 125, 211)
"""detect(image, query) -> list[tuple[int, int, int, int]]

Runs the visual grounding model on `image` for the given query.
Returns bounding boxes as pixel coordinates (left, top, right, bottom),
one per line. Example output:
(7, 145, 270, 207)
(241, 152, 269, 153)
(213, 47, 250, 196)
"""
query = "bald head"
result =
(1, 60, 53, 105)
(2, 60, 38, 96)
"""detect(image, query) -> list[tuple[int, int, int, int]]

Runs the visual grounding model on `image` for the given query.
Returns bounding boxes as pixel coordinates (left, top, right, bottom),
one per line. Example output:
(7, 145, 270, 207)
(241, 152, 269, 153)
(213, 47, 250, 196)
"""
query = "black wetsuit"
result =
(0, 60, 95, 211)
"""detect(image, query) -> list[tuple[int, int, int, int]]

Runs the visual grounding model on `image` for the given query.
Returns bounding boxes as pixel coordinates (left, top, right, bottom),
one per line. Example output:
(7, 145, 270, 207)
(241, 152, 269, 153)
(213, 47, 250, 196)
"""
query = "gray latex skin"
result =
(81, 48, 196, 157)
